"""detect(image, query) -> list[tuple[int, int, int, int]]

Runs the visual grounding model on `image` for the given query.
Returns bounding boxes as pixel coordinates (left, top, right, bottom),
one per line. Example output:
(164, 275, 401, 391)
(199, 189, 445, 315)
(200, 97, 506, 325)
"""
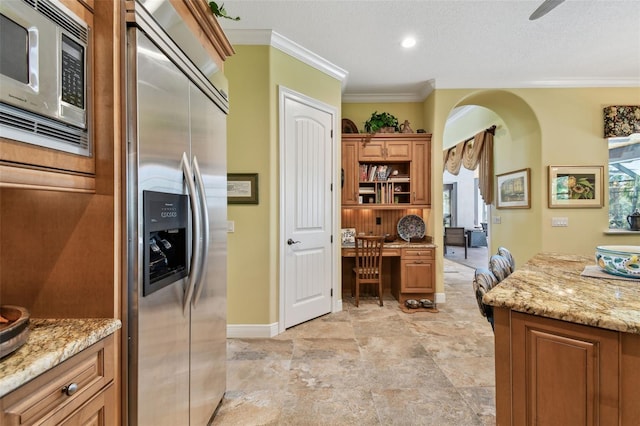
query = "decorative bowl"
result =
(404, 299, 420, 309)
(383, 234, 397, 243)
(595, 245, 640, 279)
(0, 305, 30, 358)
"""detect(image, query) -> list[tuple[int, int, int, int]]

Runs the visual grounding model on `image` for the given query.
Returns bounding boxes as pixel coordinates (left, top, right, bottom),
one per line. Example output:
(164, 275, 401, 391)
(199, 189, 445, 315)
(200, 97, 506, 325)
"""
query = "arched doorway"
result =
(439, 90, 543, 269)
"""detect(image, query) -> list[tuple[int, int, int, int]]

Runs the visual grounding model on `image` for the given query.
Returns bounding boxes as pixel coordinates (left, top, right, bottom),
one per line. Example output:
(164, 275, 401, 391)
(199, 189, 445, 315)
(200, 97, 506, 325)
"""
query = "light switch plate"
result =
(227, 220, 235, 232)
(493, 216, 501, 224)
(551, 217, 569, 227)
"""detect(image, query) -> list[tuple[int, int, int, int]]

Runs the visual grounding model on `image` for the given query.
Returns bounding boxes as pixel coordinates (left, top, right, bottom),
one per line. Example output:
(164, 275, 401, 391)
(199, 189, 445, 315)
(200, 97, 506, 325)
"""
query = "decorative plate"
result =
(397, 214, 426, 242)
(341, 118, 359, 134)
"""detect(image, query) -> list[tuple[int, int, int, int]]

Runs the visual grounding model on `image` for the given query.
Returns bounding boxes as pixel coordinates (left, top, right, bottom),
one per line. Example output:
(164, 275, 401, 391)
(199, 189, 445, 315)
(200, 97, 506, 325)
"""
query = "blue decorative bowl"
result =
(595, 245, 640, 279)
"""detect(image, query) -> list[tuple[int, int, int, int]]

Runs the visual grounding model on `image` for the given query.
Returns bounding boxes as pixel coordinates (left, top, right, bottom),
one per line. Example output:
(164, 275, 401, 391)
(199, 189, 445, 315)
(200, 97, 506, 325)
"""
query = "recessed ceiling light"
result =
(401, 37, 416, 48)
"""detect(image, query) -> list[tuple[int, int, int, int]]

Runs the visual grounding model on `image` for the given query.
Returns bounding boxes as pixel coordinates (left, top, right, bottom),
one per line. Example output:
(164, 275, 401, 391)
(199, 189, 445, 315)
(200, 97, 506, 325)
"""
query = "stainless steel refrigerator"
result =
(125, 2, 228, 424)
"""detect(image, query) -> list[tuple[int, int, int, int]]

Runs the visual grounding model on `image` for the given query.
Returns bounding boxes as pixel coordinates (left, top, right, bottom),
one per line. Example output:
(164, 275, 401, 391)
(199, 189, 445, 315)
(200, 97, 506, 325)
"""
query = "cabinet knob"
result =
(62, 382, 79, 396)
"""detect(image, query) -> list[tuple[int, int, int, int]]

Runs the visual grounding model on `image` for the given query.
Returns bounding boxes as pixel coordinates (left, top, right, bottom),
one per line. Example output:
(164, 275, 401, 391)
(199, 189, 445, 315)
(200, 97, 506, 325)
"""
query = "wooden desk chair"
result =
(444, 227, 467, 259)
(352, 235, 384, 307)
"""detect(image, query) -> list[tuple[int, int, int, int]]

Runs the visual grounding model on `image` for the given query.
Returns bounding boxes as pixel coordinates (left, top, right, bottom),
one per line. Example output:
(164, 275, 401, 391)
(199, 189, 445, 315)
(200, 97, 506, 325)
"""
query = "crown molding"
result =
(224, 29, 349, 90)
(342, 80, 435, 103)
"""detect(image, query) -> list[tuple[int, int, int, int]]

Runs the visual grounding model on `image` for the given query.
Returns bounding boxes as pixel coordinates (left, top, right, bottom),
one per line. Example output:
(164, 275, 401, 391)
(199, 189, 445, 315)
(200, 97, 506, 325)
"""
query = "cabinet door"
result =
(510, 312, 619, 426)
(0, 0, 96, 192)
(358, 141, 386, 161)
(400, 260, 434, 293)
(342, 140, 359, 204)
(56, 383, 115, 426)
(411, 140, 430, 206)
(385, 141, 411, 160)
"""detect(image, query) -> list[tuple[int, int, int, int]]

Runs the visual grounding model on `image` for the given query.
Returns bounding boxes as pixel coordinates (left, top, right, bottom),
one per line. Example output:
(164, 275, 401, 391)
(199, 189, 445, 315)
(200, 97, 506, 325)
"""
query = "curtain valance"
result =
(443, 126, 495, 204)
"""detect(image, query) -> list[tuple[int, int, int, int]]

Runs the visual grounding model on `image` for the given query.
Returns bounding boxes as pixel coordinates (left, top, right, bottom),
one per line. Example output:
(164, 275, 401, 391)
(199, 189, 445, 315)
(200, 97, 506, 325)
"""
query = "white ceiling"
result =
(219, 0, 640, 101)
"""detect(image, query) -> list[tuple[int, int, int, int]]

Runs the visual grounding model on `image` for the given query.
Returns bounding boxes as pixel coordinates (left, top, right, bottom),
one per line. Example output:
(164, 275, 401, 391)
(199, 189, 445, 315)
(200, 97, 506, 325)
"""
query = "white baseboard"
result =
(227, 294, 444, 338)
(227, 322, 279, 338)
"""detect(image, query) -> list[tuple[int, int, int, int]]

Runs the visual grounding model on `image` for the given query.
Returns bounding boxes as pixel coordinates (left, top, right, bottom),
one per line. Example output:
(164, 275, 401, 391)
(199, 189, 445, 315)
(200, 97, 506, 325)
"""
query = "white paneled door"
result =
(280, 87, 335, 330)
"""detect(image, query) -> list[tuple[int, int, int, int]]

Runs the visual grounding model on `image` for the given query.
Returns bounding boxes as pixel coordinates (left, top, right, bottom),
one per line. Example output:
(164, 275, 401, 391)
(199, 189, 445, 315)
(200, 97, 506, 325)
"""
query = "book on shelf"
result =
(388, 174, 409, 182)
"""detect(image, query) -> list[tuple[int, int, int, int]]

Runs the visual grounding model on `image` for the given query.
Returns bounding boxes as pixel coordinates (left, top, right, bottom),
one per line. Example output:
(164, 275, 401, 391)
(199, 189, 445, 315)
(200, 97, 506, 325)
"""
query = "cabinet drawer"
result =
(383, 248, 401, 256)
(342, 248, 356, 257)
(402, 248, 434, 259)
(1, 334, 115, 426)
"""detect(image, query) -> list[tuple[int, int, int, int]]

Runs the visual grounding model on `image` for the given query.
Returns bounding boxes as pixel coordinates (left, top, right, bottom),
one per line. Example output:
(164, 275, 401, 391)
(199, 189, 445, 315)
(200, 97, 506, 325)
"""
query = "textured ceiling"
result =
(219, 0, 640, 101)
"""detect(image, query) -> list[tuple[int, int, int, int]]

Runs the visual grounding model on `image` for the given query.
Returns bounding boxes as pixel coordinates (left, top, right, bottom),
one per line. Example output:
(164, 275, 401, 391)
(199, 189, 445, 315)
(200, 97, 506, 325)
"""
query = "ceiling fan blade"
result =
(529, 0, 565, 20)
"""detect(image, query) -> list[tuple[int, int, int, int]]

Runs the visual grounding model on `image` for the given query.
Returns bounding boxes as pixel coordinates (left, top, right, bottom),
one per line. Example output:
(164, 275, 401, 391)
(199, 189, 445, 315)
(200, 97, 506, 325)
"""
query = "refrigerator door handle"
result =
(191, 155, 210, 308)
(181, 152, 201, 316)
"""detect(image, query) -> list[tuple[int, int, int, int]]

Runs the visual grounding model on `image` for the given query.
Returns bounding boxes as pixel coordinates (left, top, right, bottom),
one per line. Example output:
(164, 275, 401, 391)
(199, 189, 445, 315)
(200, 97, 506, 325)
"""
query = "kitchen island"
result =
(484, 253, 640, 425)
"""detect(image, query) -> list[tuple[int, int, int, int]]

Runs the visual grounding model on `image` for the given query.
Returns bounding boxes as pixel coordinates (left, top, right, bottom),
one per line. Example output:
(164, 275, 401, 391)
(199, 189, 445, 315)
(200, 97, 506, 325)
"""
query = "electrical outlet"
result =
(493, 216, 501, 224)
(551, 217, 569, 227)
(227, 220, 235, 232)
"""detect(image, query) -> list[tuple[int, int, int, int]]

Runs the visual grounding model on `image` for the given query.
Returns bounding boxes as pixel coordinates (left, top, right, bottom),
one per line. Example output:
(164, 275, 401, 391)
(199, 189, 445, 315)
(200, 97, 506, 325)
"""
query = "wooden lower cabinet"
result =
(494, 309, 640, 426)
(400, 248, 434, 293)
(0, 335, 115, 426)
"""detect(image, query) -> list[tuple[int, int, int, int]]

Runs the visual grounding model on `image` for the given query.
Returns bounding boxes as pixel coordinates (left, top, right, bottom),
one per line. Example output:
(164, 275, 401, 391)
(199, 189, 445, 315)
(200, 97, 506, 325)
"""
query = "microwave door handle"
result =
(181, 152, 201, 316)
(191, 156, 209, 308)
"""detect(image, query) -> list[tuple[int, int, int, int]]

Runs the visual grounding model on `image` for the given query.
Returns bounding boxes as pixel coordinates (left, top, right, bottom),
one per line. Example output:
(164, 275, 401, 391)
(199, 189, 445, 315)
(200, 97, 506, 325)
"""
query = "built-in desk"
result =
(341, 241, 437, 304)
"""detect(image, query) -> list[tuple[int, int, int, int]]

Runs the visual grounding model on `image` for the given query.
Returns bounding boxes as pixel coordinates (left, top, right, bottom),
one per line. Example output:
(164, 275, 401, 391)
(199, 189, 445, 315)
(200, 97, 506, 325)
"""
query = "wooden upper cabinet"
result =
(411, 139, 431, 206)
(342, 133, 431, 208)
(341, 139, 359, 205)
(0, 0, 96, 193)
(359, 139, 411, 162)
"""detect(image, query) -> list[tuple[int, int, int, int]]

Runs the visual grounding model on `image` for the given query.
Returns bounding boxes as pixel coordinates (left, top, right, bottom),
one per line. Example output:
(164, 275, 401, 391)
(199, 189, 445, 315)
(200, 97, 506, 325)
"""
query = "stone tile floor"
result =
(213, 259, 495, 425)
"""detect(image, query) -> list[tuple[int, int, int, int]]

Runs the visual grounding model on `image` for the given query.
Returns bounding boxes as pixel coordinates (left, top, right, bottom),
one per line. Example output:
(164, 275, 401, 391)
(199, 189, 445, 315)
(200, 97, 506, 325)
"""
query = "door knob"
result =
(287, 238, 301, 245)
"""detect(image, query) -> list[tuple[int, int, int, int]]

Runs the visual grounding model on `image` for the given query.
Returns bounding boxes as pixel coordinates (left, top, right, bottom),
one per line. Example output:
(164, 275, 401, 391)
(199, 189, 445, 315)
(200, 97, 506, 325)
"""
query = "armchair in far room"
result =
(443, 227, 467, 259)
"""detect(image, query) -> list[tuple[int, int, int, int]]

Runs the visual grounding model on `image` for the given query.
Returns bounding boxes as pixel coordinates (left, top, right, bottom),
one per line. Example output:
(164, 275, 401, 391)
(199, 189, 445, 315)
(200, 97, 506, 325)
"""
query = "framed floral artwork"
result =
(496, 168, 531, 209)
(548, 166, 604, 208)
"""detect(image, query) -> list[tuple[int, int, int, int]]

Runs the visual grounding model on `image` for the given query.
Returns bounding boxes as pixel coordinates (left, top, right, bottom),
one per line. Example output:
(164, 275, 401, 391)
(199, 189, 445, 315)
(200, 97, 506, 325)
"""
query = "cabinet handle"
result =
(62, 382, 79, 396)
(414, 260, 424, 264)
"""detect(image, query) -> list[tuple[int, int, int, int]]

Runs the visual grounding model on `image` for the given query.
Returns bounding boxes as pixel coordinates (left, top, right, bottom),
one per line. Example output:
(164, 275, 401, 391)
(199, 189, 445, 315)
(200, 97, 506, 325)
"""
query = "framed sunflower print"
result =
(548, 166, 604, 208)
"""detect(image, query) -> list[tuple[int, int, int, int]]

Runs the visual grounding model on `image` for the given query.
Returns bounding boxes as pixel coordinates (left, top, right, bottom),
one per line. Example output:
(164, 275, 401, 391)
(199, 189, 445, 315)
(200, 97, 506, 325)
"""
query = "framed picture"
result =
(341, 228, 356, 246)
(496, 168, 531, 209)
(227, 173, 258, 204)
(548, 166, 603, 208)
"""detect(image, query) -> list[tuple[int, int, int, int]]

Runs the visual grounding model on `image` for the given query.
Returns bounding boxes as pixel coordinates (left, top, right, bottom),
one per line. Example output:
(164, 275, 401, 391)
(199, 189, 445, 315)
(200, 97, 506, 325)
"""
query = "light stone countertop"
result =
(0, 318, 121, 398)
(342, 240, 437, 250)
(483, 252, 640, 334)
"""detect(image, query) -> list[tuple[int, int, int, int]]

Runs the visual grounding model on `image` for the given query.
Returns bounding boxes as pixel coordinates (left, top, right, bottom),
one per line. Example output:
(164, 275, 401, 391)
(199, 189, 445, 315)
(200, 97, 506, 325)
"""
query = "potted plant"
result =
(364, 111, 399, 133)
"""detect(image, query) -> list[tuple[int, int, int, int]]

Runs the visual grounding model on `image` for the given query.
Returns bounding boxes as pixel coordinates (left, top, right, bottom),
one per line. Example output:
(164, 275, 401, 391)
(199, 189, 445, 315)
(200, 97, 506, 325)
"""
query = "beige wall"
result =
(430, 87, 640, 272)
(227, 46, 639, 325)
(225, 45, 342, 326)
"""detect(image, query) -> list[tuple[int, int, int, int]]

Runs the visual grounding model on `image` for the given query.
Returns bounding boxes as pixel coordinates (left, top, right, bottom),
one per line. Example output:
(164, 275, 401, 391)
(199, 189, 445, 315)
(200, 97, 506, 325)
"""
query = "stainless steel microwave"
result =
(0, 0, 91, 156)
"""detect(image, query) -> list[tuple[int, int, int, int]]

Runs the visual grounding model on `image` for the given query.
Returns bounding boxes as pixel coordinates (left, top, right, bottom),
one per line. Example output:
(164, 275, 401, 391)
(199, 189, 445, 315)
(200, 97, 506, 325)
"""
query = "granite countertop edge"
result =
(483, 252, 640, 334)
(342, 241, 437, 249)
(0, 318, 122, 398)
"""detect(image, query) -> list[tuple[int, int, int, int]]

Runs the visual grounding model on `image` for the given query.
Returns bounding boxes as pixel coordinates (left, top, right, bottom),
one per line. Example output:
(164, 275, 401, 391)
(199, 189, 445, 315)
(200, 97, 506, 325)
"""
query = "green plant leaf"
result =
(209, 1, 240, 21)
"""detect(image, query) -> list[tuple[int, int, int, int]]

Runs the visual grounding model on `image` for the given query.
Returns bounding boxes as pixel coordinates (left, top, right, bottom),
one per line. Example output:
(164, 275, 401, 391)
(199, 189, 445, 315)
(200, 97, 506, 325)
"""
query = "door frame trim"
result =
(277, 86, 339, 334)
